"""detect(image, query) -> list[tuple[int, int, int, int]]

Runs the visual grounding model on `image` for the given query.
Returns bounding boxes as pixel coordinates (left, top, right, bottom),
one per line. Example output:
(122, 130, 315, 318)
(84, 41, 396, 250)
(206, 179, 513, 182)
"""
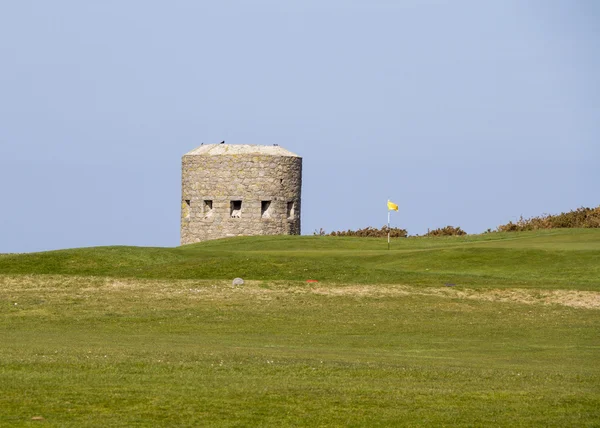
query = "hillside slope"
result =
(1, 229, 599, 290)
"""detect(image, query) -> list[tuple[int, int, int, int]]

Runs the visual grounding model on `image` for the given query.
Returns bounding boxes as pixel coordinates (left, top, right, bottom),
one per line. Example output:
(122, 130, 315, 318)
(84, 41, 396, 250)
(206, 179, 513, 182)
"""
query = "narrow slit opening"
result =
(287, 201, 295, 219)
(230, 200, 242, 218)
(204, 200, 213, 218)
(261, 201, 271, 219)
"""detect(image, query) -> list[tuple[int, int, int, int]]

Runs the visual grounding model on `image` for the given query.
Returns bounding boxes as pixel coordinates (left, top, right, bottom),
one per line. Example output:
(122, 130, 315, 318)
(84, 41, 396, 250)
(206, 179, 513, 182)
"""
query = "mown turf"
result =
(0, 277, 599, 426)
(0, 229, 599, 426)
(1, 229, 599, 289)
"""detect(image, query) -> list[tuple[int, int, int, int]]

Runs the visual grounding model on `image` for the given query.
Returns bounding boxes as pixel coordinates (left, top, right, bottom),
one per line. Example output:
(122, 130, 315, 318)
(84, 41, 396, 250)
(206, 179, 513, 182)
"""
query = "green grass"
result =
(1, 229, 599, 426)
(1, 229, 599, 289)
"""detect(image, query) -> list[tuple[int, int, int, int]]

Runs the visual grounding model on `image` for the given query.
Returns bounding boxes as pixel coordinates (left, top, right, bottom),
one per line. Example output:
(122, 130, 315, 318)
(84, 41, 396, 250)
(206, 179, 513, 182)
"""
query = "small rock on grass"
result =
(232, 278, 244, 287)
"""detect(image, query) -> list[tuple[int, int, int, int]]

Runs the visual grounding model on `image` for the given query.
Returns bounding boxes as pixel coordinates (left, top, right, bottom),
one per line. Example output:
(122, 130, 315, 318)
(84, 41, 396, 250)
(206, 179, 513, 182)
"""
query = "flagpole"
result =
(387, 203, 390, 251)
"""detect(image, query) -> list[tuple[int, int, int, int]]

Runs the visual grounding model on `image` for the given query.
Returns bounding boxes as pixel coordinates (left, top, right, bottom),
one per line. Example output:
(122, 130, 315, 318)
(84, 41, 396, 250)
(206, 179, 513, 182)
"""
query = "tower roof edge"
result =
(184, 144, 300, 157)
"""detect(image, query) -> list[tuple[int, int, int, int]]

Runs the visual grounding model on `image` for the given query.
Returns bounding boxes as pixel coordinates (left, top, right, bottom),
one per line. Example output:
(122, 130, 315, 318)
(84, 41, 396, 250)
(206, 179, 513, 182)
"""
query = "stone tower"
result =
(180, 144, 302, 245)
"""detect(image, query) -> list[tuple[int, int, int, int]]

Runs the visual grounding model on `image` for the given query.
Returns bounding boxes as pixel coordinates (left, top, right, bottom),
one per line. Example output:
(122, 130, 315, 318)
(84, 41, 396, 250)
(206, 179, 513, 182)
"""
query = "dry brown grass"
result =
(2, 275, 598, 310)
(309, 284, 600, 309)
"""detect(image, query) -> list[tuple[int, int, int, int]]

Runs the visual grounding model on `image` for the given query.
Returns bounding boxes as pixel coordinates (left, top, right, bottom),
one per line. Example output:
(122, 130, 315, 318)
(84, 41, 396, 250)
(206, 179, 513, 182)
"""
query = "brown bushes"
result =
(425, 226, 467, 237)
(318, 225, 408, 238)
(497, 206, 600, 232)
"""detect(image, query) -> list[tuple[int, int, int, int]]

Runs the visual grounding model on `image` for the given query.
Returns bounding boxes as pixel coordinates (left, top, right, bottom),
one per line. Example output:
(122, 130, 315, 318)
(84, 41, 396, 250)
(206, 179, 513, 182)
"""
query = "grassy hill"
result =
(1, 229, 599, 426)
(1, 228, 599, 289)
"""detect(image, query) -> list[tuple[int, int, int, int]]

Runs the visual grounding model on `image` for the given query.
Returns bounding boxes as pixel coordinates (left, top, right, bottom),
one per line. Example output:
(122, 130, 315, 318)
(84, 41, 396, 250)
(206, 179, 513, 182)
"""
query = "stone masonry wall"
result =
(181, 153, 302, 244)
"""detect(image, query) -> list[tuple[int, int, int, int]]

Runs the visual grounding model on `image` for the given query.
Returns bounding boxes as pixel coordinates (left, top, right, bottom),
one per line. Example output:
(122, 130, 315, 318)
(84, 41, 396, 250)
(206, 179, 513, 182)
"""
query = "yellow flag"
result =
(387, 200, 398, 211)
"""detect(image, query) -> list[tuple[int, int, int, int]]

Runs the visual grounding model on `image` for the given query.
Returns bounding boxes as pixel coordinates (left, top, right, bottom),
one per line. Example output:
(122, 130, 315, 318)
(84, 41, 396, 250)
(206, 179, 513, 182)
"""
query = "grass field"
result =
(1, 229, 599, 426)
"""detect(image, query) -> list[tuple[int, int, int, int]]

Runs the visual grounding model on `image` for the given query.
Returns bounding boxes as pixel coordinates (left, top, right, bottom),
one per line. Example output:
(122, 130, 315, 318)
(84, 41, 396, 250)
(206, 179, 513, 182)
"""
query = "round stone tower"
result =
(180, 144, 302, 245)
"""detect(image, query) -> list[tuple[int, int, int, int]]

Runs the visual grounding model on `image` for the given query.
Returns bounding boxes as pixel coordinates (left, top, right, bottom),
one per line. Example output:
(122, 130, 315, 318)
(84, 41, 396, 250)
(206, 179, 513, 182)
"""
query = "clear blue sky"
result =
(1, 0, 598, 252)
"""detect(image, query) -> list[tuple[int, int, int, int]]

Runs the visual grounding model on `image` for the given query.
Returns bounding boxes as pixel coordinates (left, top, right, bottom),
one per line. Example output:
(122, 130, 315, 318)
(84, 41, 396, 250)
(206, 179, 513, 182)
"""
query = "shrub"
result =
(497, 206, 600, 232)
(426, 226, 467, 237)
(327, 225, 408, 238)
(312, 228, 326, 236)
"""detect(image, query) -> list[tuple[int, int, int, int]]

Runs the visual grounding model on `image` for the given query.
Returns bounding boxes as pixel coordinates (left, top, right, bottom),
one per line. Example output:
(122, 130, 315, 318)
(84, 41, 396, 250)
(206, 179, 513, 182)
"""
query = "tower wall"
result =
(181, 151, 302, 244)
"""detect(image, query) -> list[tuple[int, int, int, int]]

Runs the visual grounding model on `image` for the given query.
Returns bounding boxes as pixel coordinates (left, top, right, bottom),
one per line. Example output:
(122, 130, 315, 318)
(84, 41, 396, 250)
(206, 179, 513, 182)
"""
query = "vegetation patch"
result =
(425, 225, 467, 237)
(320, 225, 408, 238)
(497, 206, 600, 232)
(3, 275, 598, 310)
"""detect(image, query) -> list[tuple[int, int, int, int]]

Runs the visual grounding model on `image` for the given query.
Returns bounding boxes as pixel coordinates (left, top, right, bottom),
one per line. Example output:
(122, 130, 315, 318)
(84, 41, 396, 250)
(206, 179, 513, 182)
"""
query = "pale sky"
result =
(1, 0, 598, 252)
